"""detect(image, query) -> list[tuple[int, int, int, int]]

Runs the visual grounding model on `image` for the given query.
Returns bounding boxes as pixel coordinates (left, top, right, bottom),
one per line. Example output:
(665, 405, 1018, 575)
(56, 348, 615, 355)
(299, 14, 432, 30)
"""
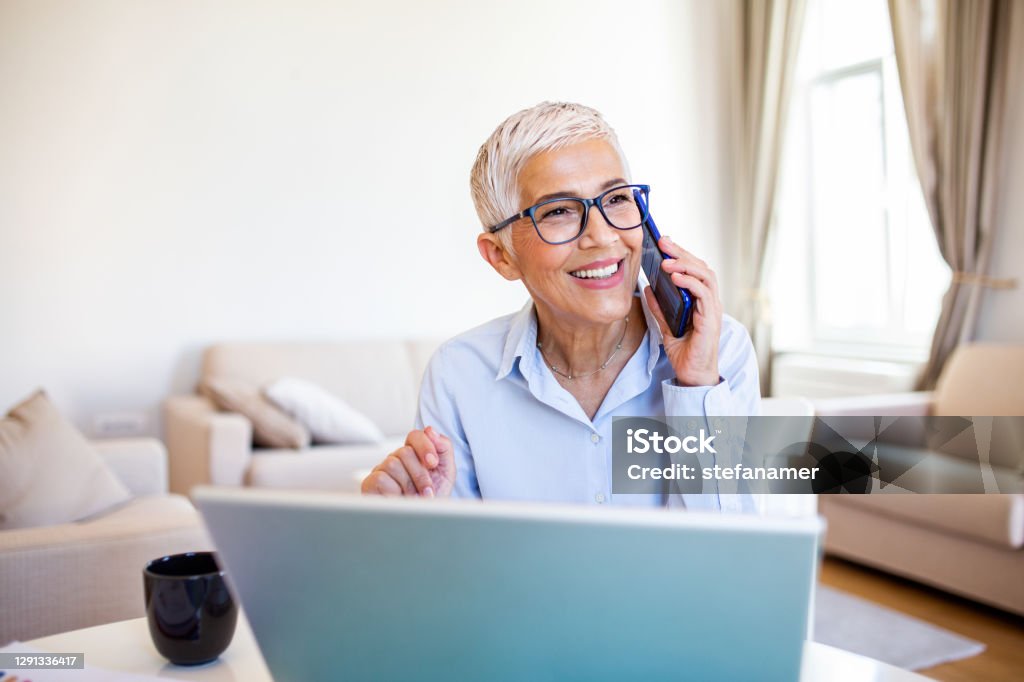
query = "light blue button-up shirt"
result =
(414, 285, 761, 512)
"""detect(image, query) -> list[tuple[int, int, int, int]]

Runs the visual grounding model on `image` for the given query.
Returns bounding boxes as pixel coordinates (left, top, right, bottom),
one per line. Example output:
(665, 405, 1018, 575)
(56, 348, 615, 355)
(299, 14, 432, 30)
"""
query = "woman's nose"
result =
(578, 206, 618, 247)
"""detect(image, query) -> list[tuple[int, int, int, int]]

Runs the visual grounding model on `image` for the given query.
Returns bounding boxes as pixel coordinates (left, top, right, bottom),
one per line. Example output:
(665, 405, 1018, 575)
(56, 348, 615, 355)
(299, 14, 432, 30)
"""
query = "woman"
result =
(362, 102, 760, 510)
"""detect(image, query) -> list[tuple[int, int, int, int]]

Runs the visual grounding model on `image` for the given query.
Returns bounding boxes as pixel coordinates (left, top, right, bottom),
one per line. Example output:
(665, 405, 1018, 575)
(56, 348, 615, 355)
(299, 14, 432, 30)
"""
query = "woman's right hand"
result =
(360, 426, 456, 497)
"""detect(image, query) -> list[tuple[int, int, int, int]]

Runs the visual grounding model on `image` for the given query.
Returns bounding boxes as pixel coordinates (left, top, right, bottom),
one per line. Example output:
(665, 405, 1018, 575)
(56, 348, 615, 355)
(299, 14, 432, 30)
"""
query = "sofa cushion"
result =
(201, 377, 311, 449)
(264, 377, 385, 445)
(247, 438, 404, 492)
(0, 391, 132, 530)
(827, 493, 1024, 550)
(202, 341, 441, 437)
(0, 494, 201, 552)
(0, 494, 210, 642)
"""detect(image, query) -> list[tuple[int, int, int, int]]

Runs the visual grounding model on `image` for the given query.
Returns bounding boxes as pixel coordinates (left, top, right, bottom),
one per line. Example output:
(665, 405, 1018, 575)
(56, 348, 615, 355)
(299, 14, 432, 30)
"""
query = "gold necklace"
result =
(537, 316, 630, 381)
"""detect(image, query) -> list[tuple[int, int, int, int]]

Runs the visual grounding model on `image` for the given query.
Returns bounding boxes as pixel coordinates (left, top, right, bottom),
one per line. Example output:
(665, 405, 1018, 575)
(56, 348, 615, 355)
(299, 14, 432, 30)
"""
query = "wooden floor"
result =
(819, 557, 1024, 681)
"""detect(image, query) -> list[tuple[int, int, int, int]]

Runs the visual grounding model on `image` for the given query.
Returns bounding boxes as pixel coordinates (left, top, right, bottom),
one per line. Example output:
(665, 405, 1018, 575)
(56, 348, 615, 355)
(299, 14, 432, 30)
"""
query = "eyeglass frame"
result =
(486, 184, 651, 245)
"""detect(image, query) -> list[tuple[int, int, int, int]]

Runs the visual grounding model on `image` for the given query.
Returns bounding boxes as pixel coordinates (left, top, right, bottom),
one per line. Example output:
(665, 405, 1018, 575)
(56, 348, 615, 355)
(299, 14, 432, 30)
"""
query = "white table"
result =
(28, 614, 931, 681)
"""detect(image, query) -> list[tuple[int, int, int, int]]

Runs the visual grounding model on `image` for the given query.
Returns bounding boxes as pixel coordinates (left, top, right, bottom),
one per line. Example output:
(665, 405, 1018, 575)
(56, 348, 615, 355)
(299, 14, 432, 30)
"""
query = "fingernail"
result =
(423, 486, 435, 498)
(427, 453, 438, 468)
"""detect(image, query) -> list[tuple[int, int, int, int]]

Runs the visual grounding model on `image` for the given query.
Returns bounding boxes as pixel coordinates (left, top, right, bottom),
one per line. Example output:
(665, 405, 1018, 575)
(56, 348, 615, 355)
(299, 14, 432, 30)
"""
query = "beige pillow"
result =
(200, 377, 311, 449)
(0, 390, 133, 530)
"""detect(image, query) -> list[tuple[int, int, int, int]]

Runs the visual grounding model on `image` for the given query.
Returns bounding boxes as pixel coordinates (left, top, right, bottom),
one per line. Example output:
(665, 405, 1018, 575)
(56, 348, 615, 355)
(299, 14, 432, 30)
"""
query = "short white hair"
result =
(470, 102, 630, 252)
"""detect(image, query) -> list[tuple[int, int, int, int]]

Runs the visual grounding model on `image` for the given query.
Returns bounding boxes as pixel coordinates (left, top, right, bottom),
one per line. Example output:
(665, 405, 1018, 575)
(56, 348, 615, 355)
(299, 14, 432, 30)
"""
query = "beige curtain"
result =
(733, 0, 807, 397)
(889, 0, 1014, 389)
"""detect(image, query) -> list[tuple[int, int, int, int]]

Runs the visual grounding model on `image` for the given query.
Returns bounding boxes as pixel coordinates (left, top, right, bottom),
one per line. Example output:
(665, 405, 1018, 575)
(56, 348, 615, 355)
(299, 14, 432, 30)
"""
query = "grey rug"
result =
(813, 586, 986, 670)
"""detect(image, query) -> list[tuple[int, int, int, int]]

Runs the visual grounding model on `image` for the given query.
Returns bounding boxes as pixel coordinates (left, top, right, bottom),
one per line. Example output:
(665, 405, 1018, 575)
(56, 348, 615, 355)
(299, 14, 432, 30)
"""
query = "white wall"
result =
(0, 1, 736, 435)
(974, 0, 1024, 344)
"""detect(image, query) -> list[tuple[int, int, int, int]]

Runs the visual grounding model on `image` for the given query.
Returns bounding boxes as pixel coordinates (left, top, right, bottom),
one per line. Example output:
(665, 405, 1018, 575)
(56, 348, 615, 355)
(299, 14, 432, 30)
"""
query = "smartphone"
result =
(635, 189, 693, 338)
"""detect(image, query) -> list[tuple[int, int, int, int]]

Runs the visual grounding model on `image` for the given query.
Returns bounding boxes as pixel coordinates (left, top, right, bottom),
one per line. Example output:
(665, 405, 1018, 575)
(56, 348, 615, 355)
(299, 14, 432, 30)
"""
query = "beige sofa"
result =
(0, 438, 211, 643)
(813, 344, 1024, 615)
(164, 340, 441, 496)
(164, 341, 816, 500)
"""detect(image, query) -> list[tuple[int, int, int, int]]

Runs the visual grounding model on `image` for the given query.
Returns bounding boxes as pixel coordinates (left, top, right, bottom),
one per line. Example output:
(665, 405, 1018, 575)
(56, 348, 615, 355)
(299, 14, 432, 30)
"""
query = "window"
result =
(769, 0, 949, 360)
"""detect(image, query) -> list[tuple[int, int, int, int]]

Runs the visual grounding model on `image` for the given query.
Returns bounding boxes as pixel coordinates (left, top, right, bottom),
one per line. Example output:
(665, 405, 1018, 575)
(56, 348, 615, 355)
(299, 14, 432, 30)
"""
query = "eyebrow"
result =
(530, 177, 629, 205)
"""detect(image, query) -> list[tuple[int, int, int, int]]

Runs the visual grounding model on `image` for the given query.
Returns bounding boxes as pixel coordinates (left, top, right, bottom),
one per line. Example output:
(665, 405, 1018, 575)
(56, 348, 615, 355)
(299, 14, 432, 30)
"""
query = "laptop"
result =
(194, 487, 823, 681)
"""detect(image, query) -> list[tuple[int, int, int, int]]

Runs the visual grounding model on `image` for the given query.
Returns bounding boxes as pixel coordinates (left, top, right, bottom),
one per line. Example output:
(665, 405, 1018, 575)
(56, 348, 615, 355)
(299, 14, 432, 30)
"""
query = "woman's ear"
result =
(477, 233, 522, 281)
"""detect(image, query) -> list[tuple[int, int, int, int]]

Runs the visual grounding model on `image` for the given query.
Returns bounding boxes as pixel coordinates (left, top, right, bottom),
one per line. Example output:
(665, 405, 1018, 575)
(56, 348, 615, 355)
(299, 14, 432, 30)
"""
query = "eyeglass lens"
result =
(532, 186, 648, 244)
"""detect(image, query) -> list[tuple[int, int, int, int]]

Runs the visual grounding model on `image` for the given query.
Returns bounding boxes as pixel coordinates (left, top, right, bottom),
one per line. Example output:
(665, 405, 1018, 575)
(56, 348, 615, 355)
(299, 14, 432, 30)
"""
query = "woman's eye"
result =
(605, 192, 631, 205)
(541, 206, 574, 220)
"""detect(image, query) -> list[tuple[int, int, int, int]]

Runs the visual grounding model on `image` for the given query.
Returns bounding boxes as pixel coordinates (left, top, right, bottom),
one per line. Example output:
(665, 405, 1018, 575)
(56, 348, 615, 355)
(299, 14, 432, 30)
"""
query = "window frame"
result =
(792, 53, 943, 359)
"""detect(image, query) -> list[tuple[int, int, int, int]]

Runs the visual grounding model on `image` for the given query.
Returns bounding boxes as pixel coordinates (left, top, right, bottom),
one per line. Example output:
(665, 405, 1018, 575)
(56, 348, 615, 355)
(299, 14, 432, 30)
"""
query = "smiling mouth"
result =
(569, 259, 624, 280)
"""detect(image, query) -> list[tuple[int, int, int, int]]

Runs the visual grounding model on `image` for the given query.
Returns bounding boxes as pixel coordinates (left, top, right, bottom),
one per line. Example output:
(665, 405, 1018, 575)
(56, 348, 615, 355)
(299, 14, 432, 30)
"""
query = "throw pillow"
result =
(200, 377, 311, 449)
(0, 390, 133, 530)
(264, 377, 385, 445)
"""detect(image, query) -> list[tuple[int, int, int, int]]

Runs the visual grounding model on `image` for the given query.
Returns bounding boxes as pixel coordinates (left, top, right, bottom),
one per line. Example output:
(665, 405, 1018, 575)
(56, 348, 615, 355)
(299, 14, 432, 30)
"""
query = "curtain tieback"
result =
(950, 271, 1017, 290)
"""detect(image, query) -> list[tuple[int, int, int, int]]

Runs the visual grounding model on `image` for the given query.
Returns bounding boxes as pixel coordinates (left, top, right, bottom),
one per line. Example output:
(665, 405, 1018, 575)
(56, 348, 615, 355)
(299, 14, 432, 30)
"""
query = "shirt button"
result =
(595, 492, 606, 503)
(590, 433, 600, 443)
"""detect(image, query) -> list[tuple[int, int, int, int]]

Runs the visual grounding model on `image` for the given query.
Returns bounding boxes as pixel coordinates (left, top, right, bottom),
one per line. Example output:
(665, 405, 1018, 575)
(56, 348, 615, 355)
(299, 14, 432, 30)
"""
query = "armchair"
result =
(812, 343, 1024, 615)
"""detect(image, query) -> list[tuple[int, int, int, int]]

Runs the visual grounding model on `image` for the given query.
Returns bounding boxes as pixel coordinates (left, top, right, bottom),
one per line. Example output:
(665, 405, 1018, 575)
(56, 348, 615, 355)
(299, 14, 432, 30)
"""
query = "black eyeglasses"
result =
(488, 184, 651, 245)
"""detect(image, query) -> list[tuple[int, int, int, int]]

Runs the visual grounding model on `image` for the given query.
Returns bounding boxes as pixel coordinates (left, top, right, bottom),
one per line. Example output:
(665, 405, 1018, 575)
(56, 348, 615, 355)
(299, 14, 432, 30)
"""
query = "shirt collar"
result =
(495, 272, 665, 381)
(496, 298, 538, 380)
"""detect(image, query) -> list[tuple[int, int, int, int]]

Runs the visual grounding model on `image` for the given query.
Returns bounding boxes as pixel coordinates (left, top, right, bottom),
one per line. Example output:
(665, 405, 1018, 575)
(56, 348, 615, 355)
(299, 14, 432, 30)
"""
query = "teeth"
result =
(570, 261, 620, 279)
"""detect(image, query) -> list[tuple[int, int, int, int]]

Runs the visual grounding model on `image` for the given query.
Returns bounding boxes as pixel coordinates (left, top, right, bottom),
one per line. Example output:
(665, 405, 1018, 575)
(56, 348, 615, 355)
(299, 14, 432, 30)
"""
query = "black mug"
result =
(143, 551, 238, 665)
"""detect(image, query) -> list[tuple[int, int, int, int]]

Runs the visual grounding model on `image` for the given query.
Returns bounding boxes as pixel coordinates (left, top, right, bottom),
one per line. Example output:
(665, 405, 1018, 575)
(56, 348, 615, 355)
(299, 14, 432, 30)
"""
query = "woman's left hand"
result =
(643, 235, 721, 387)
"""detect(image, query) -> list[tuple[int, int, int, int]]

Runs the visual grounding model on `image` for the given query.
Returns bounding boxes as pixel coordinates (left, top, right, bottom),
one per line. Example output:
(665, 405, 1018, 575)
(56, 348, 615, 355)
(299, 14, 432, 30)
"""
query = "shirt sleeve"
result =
(413, 342, 481, 499)
(660, 317, 762, 514)
(660, 315, 762, 417)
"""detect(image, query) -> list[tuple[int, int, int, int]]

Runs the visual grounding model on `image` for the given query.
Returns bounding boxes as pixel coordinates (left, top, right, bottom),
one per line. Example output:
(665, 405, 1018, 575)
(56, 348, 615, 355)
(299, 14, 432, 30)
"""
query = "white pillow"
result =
(263, 378, 385, 445)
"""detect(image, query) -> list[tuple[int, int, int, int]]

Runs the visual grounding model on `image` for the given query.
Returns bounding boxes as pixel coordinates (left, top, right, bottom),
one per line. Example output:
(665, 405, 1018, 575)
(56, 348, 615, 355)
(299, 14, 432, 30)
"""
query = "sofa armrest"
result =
(813, 391, 934, 417)
(90, 438, 168, 496)
(163, 395, 253, 495)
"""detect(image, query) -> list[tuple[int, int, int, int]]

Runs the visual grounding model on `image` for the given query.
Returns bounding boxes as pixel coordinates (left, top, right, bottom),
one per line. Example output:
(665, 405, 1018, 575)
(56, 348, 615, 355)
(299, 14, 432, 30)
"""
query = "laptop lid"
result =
(194, 487, 823, 682)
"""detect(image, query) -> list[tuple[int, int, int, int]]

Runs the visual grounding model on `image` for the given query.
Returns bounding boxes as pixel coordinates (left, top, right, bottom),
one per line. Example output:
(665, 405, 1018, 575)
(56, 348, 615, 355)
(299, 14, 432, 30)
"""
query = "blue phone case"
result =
(635, 190, 693, 338)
